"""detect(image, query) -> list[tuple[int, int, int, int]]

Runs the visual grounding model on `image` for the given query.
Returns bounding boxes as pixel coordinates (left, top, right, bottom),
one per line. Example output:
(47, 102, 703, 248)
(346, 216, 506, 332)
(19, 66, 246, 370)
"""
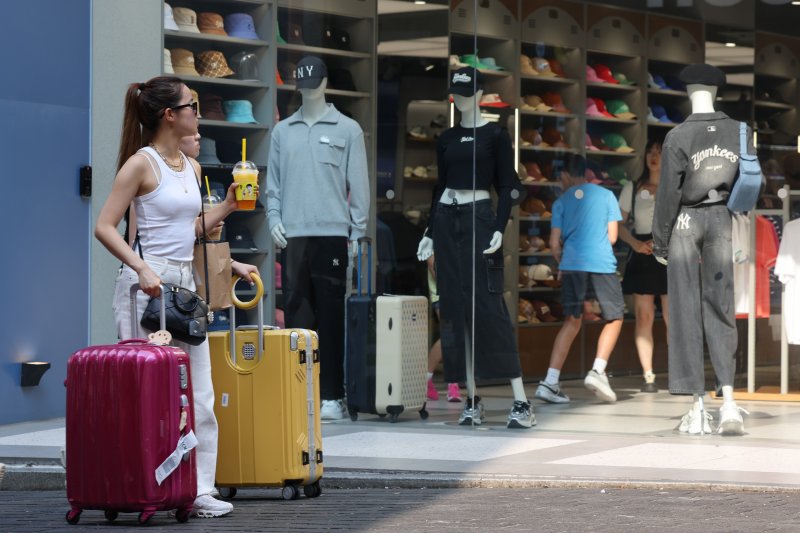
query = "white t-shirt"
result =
(774, 219, 800, 344)
(618, 181, 656, 235)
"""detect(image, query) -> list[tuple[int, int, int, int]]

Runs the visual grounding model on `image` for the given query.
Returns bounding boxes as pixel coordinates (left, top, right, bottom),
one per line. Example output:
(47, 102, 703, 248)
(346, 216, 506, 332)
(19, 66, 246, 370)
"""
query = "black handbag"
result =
(141, 283, 209, 346)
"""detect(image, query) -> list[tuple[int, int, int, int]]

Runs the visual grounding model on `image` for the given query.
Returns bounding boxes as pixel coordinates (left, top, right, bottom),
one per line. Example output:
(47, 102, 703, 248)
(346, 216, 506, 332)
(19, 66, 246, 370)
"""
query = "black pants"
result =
(433, 200, 522, 383)
(282, 236, 348, 399)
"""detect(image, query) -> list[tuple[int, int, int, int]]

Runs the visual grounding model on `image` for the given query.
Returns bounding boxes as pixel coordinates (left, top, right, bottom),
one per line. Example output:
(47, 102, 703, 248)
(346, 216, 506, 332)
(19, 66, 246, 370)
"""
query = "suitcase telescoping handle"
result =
(129, 283, 168, 334)
(356, 236, 372, 297)
(229, 273, 265, 366)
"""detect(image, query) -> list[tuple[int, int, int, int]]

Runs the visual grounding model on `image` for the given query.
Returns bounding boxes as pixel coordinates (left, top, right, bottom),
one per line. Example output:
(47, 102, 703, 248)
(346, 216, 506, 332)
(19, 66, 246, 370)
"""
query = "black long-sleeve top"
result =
(427, 123, 517, 238)
(652, 111, 755, 257)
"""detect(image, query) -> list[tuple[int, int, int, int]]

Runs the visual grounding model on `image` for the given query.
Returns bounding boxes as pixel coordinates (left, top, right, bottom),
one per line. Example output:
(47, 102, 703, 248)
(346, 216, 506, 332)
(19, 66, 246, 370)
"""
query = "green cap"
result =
(460, 54, 491, 70)
(612, 72, 635, 85)
(608, 165, 629, 184)
(602, 132, 635, 153)
(605, 99, 637, 120)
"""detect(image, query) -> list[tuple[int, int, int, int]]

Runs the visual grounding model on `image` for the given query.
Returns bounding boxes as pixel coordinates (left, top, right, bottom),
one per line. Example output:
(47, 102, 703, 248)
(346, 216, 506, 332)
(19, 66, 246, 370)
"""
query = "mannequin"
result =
(417, 67, 533, 429)
(652, 63, 748, 436)
(267, 56, 369, 420)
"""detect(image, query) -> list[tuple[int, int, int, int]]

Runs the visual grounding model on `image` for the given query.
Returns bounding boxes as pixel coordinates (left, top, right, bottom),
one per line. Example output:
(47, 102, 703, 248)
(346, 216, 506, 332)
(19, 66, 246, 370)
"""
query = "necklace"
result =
(149, 143, 187, 193)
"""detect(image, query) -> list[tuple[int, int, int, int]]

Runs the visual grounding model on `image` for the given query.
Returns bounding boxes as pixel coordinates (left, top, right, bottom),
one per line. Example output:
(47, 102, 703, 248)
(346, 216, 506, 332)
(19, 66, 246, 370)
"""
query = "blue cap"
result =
(664, 75, 686, 92)
(223, 99, 258, 124)
(652, 73, 668, 89)
(666, 107, 684, 124)
(197, 137, 221, 165)
(650, 104, 671, 123)
(224, 13, 259, 40)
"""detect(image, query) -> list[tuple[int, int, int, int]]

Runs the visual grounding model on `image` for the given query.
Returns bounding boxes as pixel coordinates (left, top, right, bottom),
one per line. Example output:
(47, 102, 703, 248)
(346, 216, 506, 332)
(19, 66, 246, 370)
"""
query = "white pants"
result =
(113, 254, 218, 497)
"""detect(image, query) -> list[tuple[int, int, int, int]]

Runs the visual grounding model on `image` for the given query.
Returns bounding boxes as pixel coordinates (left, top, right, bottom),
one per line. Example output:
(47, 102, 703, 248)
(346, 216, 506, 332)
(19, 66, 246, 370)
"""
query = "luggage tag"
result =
(148, 330, 172, 345)
(155, 430, 198, 486)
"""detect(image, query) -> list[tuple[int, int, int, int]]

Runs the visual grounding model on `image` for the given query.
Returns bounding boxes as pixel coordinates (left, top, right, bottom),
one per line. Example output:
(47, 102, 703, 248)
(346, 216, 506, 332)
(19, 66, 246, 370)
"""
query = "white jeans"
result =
(113, 254, 218, 497)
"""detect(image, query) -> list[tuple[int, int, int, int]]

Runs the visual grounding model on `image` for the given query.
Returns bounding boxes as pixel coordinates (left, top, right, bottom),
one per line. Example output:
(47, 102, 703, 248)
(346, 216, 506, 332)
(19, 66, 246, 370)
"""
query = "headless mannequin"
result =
(271, 78, 333, 248)
(416, 90, 527, 404)
(665, 83, 739, 433)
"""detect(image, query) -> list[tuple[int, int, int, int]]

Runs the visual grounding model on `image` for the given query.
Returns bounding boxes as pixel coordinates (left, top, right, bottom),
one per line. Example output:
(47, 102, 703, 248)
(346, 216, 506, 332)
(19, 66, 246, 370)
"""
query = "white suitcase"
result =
(374, 295, 429, 422)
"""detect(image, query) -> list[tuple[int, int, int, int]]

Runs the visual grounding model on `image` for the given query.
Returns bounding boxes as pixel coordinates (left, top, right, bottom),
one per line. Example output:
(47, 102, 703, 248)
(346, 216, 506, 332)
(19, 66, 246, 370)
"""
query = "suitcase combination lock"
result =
(242, 343, 256, 360)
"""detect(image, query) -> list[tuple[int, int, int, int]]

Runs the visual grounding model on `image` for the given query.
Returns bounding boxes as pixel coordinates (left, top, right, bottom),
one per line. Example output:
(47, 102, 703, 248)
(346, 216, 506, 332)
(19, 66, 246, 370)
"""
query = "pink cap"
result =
(586, 65, 603, 82)
(585, 98, 605, 117)
(585, 133, 599, 150)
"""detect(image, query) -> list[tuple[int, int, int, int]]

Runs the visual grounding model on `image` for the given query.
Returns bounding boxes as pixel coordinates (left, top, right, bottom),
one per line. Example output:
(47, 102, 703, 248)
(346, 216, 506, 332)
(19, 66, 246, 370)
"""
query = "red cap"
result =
(594, 64, 618, 84)
(542, 91, 569, 113)
(591, 97, 614, 118)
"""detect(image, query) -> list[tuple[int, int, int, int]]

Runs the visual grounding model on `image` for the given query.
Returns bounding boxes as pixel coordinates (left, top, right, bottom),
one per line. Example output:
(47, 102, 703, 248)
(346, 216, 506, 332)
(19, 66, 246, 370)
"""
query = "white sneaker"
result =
(678, 406, 713, 434)
(321, 399, 347, 420)
(192, 494, 233, 518)
(718, 403, 749, 436)
(584, 370, 617, 402)
(535, 381, 570, 404)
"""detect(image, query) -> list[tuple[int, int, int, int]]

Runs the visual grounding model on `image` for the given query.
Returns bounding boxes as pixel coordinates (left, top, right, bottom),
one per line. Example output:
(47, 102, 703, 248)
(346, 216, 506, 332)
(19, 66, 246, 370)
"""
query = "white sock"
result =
(592, 358, 608, 375)
(545, 368, 560, 385)
(721, 385, 735, 404)
(427, 372, 434, 381)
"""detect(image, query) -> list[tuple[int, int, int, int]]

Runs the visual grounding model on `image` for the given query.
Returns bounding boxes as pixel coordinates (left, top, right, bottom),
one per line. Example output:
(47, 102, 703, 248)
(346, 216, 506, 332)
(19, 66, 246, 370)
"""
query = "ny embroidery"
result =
(676, 213, 691, 230)
(460, 136, 474, 142)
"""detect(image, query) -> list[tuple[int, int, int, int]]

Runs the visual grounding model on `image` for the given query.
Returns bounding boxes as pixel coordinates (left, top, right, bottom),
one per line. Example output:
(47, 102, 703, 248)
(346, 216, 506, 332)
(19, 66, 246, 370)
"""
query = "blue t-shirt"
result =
(551, 183, 622, 274)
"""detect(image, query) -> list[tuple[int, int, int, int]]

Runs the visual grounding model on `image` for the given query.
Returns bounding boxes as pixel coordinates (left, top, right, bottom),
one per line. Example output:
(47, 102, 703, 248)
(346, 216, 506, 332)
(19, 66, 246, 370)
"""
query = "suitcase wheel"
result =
(104, 510, 118, 522)
(175, 508, 191, 523)
(65, 509, 81, 525)
(138, 511, 154, 525)
(420, 408, 429, 420)
(218, 487, 238, 500)
(389, 413, 399, 423)
(282, 485, 299, 500)
(349, 412, 358, 422)
(304, 481, 322, 498)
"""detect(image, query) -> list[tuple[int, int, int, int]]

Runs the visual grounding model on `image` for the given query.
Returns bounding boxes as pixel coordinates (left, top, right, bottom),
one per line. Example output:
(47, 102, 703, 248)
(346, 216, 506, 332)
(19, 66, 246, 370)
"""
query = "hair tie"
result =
(138, 83, 145, 91)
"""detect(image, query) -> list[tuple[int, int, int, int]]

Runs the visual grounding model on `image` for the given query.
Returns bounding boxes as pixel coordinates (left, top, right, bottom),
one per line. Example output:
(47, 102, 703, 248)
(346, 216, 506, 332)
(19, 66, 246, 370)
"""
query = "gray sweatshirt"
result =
(652, 111, 755, 257)
(267, 103, 369, 240)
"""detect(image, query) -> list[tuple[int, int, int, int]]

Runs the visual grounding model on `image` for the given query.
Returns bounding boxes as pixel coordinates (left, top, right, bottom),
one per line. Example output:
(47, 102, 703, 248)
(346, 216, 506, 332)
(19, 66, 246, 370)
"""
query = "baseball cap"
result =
(196, 50, 234, 78)
(522, 95, 551, 112)
(585, 133, 599, 151)
(278, 61, 297, 84)
(173, 7, 200, 33)
(585, 98, 605, 118)
(481, 57, 504, 71)
(518, 299, 536, 323)
(650, 104, 671, 123)
(329, 68, 357, 92)
(520, 128, 543, 146)
(606, 99, 636, 120)
(449, 67, 484, 97)
(479, 93, 510, 108)
(524, 162, 546, 182)
(679, 63, 726, 88)
(542, 92, 569, 113)
(295, 56, 327, 89)
(532, 57, 556, 77)
(532, 300, 559, 322)
(198, 12, 226, 35)
(590, 135, 610, 151)
(163, 48, 174, 74)
(651, 73, 669, 89)
(520, 55, 537, 75)
(607, 165, 630, 184)
(226, 223, 257, 250)
(602, 133, 634, 153)
(665, 75, 686, 92)
(170, 48, 199, 77)
(229, 51, 259, 81)
(223, 100, 258, 124)
(164, 2, 179, 31)
(197, 137, 221, 165)
(199, 92, 225, 121)
(590, 97, 614, 118)
(225, 13, 260, 40)
(542, 126, 567, 148)
(287, 22, 304, 44)
(586, 65, 603, 83)
(612, 72, 635, 85)
(548, 59, 565, 77)
(323, 26, 351, 51)
(666, 107, 684, 124)
(459, 54, 492, 70)
(594, 64, 618, 84)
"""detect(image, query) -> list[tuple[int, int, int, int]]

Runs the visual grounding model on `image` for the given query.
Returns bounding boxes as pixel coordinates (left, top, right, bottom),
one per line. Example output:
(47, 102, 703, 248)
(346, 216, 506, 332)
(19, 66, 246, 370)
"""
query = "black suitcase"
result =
(345, 238, 378, 420)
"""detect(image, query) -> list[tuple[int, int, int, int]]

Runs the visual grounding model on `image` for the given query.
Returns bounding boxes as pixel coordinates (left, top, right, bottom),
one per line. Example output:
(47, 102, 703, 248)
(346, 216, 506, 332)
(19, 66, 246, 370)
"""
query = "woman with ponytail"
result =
(95, 76, 257, 518)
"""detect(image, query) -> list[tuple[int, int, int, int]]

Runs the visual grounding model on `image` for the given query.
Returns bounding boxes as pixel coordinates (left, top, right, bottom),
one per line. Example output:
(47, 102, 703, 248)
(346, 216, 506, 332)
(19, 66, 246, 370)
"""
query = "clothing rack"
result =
(744, 185, 799, 395)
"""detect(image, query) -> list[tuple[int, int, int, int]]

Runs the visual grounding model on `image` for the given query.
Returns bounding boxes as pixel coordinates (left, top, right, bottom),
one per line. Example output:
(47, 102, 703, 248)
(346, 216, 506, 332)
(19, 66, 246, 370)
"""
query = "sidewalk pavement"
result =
(3, 375, 800, 493)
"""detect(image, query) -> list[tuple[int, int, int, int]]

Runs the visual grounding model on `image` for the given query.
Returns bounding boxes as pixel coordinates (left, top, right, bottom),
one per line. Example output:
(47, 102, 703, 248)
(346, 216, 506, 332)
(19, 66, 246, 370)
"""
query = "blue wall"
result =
(0, 0, 90, 424)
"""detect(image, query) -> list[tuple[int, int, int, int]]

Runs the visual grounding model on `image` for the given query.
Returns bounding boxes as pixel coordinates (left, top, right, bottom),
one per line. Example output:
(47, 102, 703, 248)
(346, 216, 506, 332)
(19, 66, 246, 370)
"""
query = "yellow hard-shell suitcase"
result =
(209, 274, 322, 500)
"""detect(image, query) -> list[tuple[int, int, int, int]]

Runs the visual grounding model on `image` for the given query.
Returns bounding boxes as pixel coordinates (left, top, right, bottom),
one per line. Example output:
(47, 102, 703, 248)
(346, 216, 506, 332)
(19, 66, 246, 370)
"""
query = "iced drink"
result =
(232, 160, 258, 211)
(202, 193, 223, 240)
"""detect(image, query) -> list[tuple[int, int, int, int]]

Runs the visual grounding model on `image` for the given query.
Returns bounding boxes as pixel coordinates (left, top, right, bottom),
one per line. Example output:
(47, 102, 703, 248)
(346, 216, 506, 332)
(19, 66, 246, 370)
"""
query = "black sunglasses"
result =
(161, 101, 198, 117)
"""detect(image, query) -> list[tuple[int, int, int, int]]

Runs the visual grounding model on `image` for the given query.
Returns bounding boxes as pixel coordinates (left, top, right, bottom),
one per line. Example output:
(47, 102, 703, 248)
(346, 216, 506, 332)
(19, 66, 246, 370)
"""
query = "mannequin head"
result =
(299, 77, 328, 102)
(679, 64, 725, 115)
(686, 84, 717, 114)
(453, 90, 483, 113)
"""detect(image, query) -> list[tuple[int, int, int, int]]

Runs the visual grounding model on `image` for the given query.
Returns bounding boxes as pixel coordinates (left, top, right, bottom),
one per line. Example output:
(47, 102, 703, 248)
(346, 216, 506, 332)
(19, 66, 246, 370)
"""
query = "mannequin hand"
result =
(271, 223, 287, 248)
(417, 236, 434, 261)
(349, 240, 358, 258)
(231, 260, 259, 284)
(483, 231, 503, 254)
(655, 255, 668, 266)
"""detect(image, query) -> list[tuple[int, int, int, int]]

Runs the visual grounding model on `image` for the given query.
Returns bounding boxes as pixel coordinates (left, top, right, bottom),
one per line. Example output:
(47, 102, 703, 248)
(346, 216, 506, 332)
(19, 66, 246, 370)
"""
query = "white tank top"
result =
(133, 146, 201, 262)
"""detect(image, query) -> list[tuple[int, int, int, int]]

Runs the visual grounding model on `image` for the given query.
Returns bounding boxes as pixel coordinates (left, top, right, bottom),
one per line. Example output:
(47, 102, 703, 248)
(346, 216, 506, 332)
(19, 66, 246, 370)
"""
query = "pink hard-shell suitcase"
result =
(65, 284, 197, 525)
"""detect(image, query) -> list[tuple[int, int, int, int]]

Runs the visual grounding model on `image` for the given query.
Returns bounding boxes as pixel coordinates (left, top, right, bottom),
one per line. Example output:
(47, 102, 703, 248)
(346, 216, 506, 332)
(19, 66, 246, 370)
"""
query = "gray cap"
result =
(679, 63, 726, 88)
(196, 137, 221, 165)
(230, 51, 259, 81)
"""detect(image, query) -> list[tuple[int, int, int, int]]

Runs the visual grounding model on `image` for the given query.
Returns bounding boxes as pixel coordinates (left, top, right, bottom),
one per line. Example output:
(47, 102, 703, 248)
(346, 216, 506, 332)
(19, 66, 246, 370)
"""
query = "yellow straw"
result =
(204, 175, 212, 198)
(242, 138, 247, 162)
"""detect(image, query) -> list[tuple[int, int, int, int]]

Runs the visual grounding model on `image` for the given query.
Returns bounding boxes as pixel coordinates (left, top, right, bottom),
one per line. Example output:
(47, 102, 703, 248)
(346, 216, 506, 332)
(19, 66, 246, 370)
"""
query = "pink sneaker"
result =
(447, 383, 462, 402)
(426, 379, 439, 401)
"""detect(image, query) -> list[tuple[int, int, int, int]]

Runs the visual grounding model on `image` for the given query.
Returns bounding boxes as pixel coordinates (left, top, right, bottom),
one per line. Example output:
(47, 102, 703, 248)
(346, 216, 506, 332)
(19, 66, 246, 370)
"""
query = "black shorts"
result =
(621, 233, 668, 295)
(561, 271, 624, 321)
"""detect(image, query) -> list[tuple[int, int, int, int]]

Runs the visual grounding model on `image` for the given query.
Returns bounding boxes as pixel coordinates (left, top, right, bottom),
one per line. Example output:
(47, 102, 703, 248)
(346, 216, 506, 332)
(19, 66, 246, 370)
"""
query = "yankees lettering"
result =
(690, 145, 738, 170)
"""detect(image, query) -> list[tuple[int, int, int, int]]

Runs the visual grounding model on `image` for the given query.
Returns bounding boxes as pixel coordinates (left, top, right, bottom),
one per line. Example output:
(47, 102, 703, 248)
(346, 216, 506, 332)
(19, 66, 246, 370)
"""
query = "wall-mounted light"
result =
(21, 362, 51, 387)
(725, 42, 736, 48)
(414, 0, 427, 4)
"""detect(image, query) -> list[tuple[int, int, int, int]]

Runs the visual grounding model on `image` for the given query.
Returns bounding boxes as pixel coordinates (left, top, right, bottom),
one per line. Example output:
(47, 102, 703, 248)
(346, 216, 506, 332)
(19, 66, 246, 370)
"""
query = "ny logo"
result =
(676, 213, 691, 230)
(332, 258, 340, 266)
